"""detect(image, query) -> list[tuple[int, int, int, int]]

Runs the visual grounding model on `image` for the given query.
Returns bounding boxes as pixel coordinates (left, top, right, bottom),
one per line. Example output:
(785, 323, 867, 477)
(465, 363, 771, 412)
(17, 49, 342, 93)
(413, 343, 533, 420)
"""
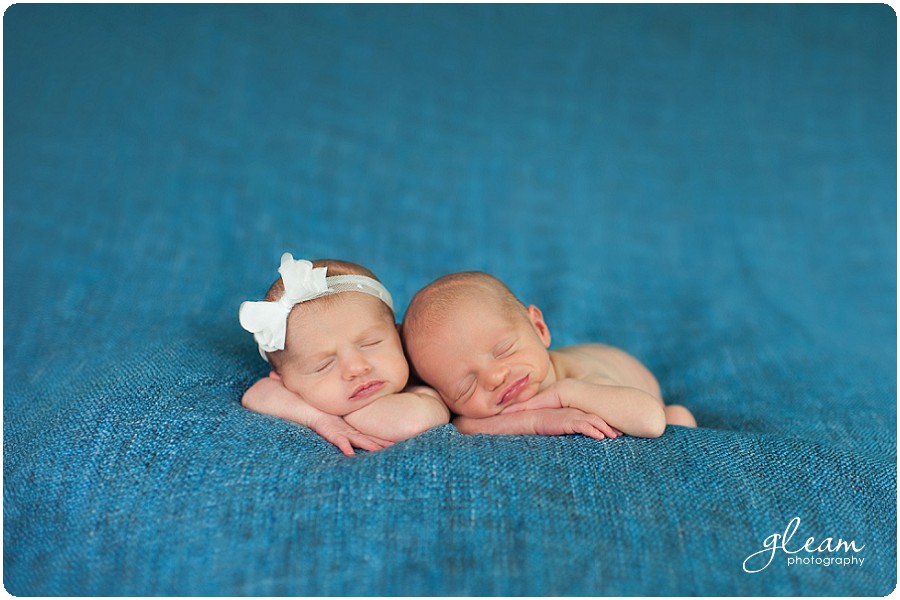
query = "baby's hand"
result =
(501, 383, 564, 413)
(308, 412, 395, 456)
(533, 408, 621, 440)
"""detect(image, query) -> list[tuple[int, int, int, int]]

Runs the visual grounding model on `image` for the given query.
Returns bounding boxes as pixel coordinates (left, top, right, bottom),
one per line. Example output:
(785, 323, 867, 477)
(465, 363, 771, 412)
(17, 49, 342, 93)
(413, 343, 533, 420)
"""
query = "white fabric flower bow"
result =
(239, 253, 329, 357)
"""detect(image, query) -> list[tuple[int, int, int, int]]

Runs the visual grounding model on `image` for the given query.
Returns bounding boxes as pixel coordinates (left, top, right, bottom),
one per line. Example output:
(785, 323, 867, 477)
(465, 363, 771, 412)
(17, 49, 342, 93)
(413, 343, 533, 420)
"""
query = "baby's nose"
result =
(344, 354, 371, 378)
(485, 365, 509, 391)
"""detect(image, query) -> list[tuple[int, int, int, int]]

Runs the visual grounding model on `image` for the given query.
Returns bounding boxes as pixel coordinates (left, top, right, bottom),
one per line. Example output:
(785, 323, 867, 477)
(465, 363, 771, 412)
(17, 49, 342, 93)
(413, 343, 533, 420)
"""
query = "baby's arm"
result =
(454, 408, 620, 439)
(242, 376, 394, 456)
(509, 378, 666, 438)
(344, 386, 450, 442)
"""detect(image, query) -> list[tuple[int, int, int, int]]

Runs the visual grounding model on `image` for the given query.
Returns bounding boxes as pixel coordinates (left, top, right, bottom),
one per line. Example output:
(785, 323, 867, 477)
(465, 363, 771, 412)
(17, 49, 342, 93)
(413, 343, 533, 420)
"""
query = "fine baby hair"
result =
(403, 270, 527, 337)
(239, 253, 394, 371)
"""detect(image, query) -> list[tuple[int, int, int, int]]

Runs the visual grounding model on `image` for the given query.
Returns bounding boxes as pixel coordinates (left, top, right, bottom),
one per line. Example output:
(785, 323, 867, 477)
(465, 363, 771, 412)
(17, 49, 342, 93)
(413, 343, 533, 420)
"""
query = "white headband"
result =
(239, 253, 394, 362)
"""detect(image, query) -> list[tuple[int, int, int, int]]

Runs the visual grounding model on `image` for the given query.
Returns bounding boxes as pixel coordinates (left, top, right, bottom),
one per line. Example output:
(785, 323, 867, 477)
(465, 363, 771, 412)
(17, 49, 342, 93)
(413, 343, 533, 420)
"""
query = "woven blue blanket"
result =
(5, 4, 896, 595)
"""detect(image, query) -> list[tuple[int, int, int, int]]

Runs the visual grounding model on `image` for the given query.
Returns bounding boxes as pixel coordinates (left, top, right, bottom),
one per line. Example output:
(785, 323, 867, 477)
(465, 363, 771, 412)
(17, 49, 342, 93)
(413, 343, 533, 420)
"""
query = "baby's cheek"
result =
(441, 395, 462, 415)
(286, 378, 331, 412)
(451, 396, 492, 419)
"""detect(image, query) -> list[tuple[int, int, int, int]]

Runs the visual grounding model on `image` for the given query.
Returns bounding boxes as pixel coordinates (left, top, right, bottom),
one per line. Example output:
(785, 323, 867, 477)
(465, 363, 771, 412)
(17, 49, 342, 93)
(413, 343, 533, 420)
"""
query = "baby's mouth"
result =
(498, 375, 530, 406)
(350, 380, 385, 400)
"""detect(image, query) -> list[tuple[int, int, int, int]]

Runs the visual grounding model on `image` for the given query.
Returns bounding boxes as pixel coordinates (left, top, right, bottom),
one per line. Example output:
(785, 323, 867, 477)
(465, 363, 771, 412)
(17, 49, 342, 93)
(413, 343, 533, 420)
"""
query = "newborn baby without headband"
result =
(239, 253, 394, 361)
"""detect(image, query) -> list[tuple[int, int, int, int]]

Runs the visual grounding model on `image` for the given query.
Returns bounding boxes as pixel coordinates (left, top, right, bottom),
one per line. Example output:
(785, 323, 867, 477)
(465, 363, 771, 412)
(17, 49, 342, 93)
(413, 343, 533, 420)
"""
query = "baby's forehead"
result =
(431, 306, 520, 346)
(454, 297, 521, 330)
(285, 294, 395, 339)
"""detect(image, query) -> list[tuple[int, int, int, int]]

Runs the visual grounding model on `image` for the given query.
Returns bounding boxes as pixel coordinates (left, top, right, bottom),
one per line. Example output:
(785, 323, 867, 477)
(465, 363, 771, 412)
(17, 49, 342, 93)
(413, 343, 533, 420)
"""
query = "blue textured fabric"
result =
(4, 4, 896, 595)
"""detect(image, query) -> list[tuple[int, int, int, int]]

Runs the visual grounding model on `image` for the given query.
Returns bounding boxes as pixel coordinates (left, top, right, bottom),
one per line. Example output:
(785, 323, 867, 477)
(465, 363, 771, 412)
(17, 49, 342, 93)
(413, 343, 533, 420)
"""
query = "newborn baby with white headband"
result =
(240, 253, 449, 455)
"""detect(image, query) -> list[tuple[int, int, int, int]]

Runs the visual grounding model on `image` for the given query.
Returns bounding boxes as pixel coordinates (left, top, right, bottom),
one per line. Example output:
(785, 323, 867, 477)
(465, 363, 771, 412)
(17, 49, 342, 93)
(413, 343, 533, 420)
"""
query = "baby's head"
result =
(402, 271, 555, 417)
(240, 254, 409, 416)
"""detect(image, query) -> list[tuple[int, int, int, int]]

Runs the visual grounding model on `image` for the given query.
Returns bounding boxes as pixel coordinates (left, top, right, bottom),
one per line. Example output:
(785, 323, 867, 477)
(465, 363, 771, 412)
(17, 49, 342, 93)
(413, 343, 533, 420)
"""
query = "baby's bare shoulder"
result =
(552, 344, 625, 375)
(552, 344, 660, 394)
(554, 343, 631, 363)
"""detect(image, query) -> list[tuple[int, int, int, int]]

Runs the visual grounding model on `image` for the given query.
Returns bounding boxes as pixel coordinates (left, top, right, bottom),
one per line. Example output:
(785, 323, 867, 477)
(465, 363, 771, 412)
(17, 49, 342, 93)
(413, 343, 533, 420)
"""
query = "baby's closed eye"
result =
(312, 358, 336, 373)
(493, 339, 517, 358)
(454, 377, 476, 403)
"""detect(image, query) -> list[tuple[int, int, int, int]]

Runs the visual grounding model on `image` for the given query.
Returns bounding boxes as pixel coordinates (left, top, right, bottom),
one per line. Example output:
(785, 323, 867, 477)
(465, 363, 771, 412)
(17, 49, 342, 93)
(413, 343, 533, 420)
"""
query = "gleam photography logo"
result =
(742, 517, 865, 574)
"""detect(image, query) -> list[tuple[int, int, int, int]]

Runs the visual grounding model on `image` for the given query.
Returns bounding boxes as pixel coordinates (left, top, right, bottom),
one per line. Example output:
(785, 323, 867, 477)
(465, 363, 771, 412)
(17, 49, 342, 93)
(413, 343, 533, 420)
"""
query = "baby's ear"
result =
(269, 370, 282, 381)
(526, 305, 552, 347)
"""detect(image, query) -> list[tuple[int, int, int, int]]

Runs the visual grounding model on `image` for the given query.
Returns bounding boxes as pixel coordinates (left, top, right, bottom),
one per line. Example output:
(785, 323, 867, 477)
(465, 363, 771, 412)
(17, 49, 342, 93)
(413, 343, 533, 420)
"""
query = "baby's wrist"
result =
(303, 410, 322, 430)
(555, 379, 576, 408)
(306, 405, 338, 430)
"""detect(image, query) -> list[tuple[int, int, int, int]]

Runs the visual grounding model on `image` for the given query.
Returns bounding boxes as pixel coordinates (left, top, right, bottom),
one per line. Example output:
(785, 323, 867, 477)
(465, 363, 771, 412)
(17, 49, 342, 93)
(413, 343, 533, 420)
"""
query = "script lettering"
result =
(742, 517, 864, 574)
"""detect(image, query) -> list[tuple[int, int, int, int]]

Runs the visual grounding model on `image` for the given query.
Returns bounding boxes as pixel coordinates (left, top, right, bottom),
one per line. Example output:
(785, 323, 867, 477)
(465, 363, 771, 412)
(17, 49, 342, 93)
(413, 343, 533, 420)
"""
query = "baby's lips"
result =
(350, 380, 385, 400)
(498, 375, 530, 406)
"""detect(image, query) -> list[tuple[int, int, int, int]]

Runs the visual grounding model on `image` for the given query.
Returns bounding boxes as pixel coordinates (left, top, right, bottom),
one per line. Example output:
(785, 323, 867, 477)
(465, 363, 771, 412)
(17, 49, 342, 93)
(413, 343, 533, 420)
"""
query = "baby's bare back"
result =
(550, 344, 663, 402)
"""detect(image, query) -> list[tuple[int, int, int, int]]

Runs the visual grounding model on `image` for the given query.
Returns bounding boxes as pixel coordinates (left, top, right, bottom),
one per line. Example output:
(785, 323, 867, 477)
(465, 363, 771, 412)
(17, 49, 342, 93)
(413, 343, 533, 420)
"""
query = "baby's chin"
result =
(452, 404, 504, 419)
(380, 382, 405, 397)
(342, 381, 406, 413)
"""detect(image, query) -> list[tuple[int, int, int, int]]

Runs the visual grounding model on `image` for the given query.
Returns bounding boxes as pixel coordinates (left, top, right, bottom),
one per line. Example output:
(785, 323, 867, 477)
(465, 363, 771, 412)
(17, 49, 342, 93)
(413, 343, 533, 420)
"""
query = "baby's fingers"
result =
(330, 436, 356, 456)
(350, 434, 394, 453)
(322, 432, 387, 456)
(585, 416, 619, 439)
(502, 388, 561, 414)
(573, 421, 607, 440)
